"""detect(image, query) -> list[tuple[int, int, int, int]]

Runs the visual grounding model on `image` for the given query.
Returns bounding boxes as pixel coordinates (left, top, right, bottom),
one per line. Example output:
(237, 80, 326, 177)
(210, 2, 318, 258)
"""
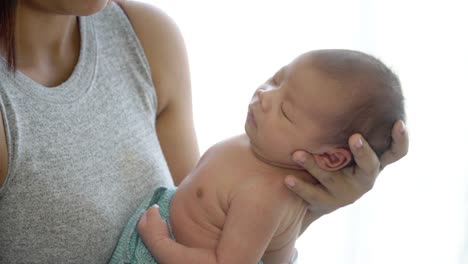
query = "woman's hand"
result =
(285, 120, 408, 217)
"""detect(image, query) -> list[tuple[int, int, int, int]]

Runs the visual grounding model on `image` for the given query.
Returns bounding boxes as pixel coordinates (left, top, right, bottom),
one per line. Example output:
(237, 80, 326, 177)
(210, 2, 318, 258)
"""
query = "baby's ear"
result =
(312, 148, 352, 171)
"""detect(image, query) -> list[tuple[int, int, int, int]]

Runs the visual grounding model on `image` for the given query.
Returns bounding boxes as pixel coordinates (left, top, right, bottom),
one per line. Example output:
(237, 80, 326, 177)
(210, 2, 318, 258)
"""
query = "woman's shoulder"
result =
(115, 0, 190, 115)
(116, 0, 180, 40)
(115, 1, 199, 184)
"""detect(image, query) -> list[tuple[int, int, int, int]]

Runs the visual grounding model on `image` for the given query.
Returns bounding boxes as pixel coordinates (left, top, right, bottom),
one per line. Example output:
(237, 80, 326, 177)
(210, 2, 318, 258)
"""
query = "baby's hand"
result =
(137, 205, 171, 250)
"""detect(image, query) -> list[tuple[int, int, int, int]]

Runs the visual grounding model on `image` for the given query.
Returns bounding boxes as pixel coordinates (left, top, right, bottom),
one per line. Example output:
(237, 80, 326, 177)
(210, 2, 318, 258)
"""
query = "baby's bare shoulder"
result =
(200, 135, 256, 171)
(204, 134, 250, 155)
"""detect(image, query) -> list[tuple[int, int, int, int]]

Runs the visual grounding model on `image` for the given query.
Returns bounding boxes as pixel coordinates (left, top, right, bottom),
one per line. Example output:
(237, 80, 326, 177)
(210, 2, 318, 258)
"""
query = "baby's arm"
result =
(138, 186, 291, 264)
(137, 204, 218, 263)
(138, 205, 216, 264)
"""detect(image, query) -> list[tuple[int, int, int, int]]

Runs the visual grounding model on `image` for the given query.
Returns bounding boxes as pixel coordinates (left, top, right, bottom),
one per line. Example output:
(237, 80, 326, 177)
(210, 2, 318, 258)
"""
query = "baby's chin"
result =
(264, 158, 304, 170)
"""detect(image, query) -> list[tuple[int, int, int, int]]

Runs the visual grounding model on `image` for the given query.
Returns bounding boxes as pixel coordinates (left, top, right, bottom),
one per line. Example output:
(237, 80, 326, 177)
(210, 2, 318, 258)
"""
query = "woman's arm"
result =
(287, 120, 409, 224)
(0, 113, 8, 188)
(119, 1, 200, 185)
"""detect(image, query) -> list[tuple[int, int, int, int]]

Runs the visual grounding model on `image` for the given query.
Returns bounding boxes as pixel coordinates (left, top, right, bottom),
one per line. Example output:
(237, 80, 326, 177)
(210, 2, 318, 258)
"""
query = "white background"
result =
(139, 1, 468, 263)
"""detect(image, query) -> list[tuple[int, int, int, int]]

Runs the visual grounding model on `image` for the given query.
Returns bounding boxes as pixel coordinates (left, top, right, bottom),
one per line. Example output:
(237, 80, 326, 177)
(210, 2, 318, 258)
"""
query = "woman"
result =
(0, 0, 408, 263)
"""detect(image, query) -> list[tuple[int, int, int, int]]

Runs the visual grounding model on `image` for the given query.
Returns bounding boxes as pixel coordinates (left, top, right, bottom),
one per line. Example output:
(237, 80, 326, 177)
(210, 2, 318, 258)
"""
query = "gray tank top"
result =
(0, 3, 173, 263)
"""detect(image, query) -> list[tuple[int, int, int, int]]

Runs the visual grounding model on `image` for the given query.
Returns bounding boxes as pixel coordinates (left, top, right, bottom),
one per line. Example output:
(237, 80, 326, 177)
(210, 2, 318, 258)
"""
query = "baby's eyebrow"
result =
(270, 73, 280, 84)
(271, 66, 288, 83)
(283, 89, 295, 106)
(265, 75, 276, 84)
(278, 65, 288, 75)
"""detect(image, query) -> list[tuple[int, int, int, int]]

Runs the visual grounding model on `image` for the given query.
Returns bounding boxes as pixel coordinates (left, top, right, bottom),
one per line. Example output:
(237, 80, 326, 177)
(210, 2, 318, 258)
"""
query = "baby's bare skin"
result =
(170, 134, 310, 263)
(137, 50, 406, 263)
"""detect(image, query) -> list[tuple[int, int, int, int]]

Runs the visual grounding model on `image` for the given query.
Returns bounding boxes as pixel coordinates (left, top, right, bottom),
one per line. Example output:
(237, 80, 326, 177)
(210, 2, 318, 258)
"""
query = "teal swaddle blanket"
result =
(110, 187, 175, 264)
(109, 186, 263, 264)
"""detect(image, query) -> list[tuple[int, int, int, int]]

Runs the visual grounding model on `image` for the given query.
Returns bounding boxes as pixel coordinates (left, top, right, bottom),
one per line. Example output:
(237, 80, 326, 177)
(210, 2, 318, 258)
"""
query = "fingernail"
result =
(285, 177, 296, 188)
(354, 137, 363, 149)
(293, 151, 306, 165)
(399, 121, 406, 134)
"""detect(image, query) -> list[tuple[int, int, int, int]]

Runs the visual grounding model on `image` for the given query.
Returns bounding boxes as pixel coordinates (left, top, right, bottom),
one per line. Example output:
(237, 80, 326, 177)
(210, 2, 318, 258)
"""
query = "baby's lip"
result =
(248, 106, 257, 128)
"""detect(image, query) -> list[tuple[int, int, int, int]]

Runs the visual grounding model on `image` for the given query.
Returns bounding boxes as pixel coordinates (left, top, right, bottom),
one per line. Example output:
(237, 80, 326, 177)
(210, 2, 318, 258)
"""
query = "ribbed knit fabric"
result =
(0, 3, 173, 263)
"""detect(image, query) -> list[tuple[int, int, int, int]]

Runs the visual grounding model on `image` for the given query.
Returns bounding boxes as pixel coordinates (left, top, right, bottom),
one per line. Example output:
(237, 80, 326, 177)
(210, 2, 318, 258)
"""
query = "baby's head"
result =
(245, 49, 405, 171)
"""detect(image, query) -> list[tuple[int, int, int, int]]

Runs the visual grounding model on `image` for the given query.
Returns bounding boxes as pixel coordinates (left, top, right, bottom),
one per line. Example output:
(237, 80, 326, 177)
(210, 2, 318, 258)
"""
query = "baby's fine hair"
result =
(310, 49, 406, 157)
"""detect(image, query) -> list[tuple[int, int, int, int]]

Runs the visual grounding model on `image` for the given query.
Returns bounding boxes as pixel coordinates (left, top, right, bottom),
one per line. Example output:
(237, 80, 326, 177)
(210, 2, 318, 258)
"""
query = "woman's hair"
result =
(0, 0, 18, 72)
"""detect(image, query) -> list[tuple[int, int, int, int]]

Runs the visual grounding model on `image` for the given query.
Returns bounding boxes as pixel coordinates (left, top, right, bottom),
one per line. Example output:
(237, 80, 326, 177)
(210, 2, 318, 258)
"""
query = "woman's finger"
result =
(349, 133, 380, 173)
(292, 151, 337, 189)
(380, 120, 409, 168)
(285, 174, 328, 203)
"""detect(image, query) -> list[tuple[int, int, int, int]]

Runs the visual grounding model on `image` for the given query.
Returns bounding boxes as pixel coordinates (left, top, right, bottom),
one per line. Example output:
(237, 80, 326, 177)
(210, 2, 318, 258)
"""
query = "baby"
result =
(110, 49, 405, 264)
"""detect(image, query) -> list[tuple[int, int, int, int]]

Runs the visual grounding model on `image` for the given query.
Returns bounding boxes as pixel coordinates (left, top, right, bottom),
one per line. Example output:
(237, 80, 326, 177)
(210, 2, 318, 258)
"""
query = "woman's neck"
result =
(14, 2, 80, 85)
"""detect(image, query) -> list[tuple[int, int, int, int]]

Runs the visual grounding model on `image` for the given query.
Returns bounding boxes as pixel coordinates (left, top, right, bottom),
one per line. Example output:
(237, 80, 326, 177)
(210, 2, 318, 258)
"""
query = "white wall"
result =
(138, 1, 468, 263)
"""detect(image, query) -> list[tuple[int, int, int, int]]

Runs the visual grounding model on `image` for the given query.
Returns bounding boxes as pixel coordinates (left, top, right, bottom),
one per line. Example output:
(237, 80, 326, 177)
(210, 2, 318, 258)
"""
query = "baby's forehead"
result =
(290, 50, 382, 78)
(294, 54, 383, 93)
(287, 64, 383, 115)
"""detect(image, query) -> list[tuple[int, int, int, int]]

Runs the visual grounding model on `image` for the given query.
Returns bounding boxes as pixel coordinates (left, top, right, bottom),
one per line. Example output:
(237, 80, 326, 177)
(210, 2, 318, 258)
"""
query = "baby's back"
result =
(170, 134, 308, 262)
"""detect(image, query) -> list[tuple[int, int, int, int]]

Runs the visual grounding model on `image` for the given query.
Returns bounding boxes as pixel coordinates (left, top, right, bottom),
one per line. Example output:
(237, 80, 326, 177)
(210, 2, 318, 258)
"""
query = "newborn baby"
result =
(111, 49, 405, 264)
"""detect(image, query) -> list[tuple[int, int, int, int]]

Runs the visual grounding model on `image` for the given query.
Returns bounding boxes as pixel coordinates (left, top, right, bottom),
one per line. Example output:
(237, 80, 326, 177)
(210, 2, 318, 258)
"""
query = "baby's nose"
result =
(255, 86, 267, 98)
(255, 86, 270, 111)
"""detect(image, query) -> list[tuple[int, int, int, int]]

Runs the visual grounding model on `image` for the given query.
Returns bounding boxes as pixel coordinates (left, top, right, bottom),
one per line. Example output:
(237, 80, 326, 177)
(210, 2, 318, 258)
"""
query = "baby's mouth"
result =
(247, 107, 257, 128)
